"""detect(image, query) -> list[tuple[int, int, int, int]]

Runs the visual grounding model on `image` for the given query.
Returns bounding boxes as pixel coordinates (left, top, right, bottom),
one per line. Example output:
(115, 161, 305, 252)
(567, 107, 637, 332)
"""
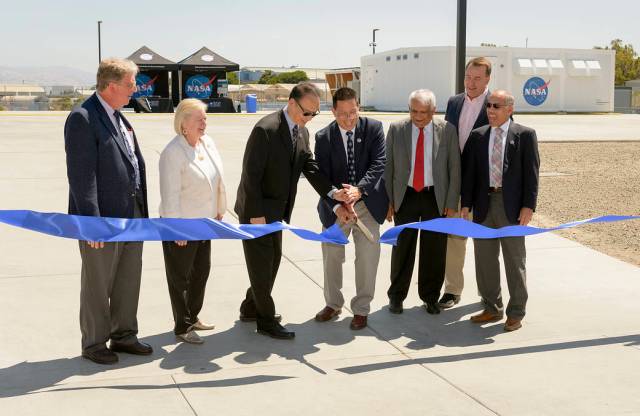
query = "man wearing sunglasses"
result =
(439, 57, 492, 310)
(235, 82, 350, 339)
(461, 90, 540, 332)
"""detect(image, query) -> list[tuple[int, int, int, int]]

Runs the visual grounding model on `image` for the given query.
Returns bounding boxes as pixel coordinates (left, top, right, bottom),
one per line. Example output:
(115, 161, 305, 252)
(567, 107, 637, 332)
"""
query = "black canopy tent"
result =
(174, 47, 239, 112)
(126, 46, 177, 112)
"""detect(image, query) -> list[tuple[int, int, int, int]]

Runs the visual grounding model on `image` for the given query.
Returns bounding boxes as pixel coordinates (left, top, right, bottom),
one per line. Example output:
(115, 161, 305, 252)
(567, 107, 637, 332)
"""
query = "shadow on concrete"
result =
(336, 334, 640, 375)
(30, 375, 294, 395)
(366, 302, 494, 350)
(158, 318, 359, 376)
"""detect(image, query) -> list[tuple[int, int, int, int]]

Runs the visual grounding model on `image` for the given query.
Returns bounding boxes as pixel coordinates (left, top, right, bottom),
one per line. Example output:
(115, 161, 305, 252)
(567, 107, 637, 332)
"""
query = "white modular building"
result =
(360, 46, 615, 112)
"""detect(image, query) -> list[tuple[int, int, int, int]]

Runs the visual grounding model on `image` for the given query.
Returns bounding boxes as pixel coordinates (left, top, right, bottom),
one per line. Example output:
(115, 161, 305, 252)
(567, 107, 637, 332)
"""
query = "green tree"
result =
(226, 71, 239, 84)
(258, 70, 277, 84)
(275, 70, 309, 84)
(595, 39, 640, 85)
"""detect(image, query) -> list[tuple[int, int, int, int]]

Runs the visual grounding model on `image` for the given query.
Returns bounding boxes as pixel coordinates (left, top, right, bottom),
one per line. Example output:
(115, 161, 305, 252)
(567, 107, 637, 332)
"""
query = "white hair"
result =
(408, 89, 436, 109)
(174, 99, 207, 135)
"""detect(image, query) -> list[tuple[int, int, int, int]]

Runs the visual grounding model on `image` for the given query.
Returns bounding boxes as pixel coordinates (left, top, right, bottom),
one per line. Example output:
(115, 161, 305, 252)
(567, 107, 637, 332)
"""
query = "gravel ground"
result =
(533, 142, 640, 266)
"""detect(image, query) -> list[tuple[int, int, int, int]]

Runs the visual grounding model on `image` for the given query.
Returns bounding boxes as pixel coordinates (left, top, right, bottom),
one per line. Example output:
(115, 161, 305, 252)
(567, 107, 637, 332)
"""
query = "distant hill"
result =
(0, 66, 94, 86)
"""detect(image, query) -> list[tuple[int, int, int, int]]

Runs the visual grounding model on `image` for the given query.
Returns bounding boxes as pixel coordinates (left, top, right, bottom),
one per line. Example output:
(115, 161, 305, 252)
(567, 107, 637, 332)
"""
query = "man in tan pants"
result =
(440, 57, 492, 308)
(313, 87, 388, 330)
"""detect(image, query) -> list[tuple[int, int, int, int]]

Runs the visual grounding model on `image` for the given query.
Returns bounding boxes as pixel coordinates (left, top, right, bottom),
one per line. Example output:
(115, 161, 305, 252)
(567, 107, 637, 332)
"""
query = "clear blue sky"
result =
(1, 0, 637, 72)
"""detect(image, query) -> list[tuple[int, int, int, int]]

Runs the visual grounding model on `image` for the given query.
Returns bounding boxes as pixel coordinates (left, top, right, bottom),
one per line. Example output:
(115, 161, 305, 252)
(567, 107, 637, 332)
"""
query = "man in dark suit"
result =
(439, 57, 491, 309)
(313, 87, 388, 330)
(235, 82, 349, 339)
(384, 89, 461, 315)
(461, 90, 540, 332)
(64, 58, 152, 364)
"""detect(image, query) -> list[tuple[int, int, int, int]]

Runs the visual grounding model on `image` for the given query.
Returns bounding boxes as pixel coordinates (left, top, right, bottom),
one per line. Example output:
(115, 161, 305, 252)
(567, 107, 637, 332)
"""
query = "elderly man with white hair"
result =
(384, 89, 461, 315)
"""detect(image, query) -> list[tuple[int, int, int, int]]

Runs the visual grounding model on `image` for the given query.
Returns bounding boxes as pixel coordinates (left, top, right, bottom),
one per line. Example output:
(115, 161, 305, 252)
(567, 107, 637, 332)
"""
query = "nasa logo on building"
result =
(523, 77, 551, 106)
(133, 73, 156, 98)
(185, 74, 216, 99)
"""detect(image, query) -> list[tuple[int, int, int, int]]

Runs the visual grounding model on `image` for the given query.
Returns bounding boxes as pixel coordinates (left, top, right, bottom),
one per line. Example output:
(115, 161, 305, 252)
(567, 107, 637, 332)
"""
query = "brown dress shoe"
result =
(470, 310, 504, 324)
(504, 317, 523, 332)
(315, 306, 341, 322)
(350, 315, 367, 330)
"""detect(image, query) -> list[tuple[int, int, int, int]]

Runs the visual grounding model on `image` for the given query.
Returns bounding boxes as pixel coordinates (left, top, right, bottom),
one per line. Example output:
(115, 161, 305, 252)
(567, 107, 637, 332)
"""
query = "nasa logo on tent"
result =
(133, 73, 156, 98)
(522, 77, 550, 106)
(185, 74, 216, 99)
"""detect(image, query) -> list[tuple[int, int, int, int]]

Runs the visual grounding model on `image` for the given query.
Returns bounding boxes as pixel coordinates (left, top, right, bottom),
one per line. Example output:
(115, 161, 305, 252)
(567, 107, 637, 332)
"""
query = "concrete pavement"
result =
(0, 111, 639, 415)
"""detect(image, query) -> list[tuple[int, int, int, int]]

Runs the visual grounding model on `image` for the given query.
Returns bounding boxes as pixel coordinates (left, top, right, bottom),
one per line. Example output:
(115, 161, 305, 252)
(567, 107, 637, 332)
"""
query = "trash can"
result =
(245, 94, 257, 113)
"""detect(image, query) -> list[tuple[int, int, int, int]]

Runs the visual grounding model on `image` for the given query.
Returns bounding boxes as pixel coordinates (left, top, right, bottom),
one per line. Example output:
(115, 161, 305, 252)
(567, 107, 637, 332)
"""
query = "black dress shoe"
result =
(110, 341, 153, 355)
(388, 300, 403, 314)
(424, 302, 441, 315)
(257, 323, 295, 340)
(82, 348, 118, 365)
(438, 293, 461, 309)
(240, 313, 282, 323)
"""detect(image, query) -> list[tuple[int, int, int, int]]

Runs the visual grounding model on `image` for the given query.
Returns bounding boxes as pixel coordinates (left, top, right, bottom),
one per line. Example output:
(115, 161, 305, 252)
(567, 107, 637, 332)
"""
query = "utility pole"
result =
(370, 28, 380, 54)
(97, 20, 103, 63)
(455, 0, 467, 94)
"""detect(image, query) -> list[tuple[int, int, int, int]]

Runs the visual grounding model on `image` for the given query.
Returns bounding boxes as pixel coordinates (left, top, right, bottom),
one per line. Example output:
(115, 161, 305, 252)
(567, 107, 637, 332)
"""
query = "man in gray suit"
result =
(385, 89, 461, 315)
(65, 58, 152, 364)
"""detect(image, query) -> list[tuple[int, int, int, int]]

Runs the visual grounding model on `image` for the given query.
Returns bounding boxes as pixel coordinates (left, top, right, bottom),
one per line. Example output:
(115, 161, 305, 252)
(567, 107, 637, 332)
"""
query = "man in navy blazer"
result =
(65, 58, 152, 364)
(313, 87, 388, 330)
(439, 57, 491, 310)
(461, 90, 540, 332)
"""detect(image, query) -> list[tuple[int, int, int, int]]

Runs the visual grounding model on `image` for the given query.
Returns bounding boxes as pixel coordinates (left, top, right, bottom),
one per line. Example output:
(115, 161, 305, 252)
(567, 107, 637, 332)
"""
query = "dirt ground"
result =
(533, 142, 640, 267)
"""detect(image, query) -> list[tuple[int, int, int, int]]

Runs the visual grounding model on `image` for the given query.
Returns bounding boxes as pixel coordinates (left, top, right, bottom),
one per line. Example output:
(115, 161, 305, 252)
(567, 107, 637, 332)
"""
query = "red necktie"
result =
(413, 127, 424, 191)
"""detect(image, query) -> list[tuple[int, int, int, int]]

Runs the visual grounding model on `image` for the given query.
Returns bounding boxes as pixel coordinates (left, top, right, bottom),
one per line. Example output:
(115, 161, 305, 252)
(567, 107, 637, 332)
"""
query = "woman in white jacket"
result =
(159, 98, 227, 344)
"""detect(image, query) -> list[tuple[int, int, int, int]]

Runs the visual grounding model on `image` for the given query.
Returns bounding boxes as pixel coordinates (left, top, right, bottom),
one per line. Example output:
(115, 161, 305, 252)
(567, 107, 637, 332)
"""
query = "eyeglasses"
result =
(486, 102, 508, 109)
(295, 100, 320, 117)
(336, 110, 358, 119)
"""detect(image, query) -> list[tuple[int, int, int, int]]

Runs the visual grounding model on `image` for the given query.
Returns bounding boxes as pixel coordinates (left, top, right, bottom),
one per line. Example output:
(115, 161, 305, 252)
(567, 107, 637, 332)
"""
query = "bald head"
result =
(486, 90, 514, 127)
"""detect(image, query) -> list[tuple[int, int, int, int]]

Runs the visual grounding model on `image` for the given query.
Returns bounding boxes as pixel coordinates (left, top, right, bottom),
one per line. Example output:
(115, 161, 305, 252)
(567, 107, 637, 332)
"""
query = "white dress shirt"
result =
(488, 119, 511, 186)
(458, 87, 489, 151)
(407, 122, 434, 188)
(96, 92, 137, 154)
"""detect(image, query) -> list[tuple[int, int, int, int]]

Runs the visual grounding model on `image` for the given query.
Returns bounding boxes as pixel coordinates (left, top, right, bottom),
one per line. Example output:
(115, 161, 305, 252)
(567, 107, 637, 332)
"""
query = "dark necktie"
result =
(346, 130, 356, 185)
(113, 110, 141, 189)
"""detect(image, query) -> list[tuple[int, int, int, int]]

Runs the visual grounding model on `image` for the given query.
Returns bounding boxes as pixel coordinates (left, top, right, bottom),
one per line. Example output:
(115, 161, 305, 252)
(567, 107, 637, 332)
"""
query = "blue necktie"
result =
(114, 111, 141, 189)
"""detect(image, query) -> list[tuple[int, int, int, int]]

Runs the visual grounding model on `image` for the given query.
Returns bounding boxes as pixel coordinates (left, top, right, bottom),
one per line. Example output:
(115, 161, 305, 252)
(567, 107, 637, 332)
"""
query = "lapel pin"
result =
(357, 138, 362, 143)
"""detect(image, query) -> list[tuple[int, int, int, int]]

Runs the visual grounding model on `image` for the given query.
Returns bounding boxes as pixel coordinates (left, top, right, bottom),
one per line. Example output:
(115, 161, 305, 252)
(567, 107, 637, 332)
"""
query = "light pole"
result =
(97, 20, 103, 63)
(369, 28, 380, 55)
(455, 0, 467, 94)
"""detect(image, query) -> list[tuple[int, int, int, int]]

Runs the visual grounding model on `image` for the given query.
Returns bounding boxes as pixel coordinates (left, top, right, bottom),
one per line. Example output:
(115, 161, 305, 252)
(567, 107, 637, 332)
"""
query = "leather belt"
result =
(488, 187, 502, 193)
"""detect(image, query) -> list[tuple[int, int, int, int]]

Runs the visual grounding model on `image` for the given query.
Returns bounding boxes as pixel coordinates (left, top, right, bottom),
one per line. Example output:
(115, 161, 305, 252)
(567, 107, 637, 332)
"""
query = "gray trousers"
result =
(473, 192, 528, 319)
(79, 204, 144, 352)
(321, 202, 381, 316)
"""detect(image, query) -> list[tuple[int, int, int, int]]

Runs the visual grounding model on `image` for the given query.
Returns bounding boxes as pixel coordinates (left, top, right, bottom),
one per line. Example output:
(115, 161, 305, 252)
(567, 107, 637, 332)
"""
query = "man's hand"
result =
(518, 207, 533, 226)
(444, 208, 458, 218)
(335, 205, 355, 224)
(341, 184, 362, 203)
(333, 188, 350, 203)
(87, 241, 104, 249)
(250, 216, 266, 224)
(460, 207, 470, 220)
(175, 240, 187, 246)
(386, 203, 394, 222)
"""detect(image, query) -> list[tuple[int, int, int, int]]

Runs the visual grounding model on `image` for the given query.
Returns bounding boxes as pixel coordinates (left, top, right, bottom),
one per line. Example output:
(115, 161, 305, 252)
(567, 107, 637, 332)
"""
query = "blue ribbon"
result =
(0, 210, 638, 246)
(0, 210, 348, 245)
(380, 216, 640, 245)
